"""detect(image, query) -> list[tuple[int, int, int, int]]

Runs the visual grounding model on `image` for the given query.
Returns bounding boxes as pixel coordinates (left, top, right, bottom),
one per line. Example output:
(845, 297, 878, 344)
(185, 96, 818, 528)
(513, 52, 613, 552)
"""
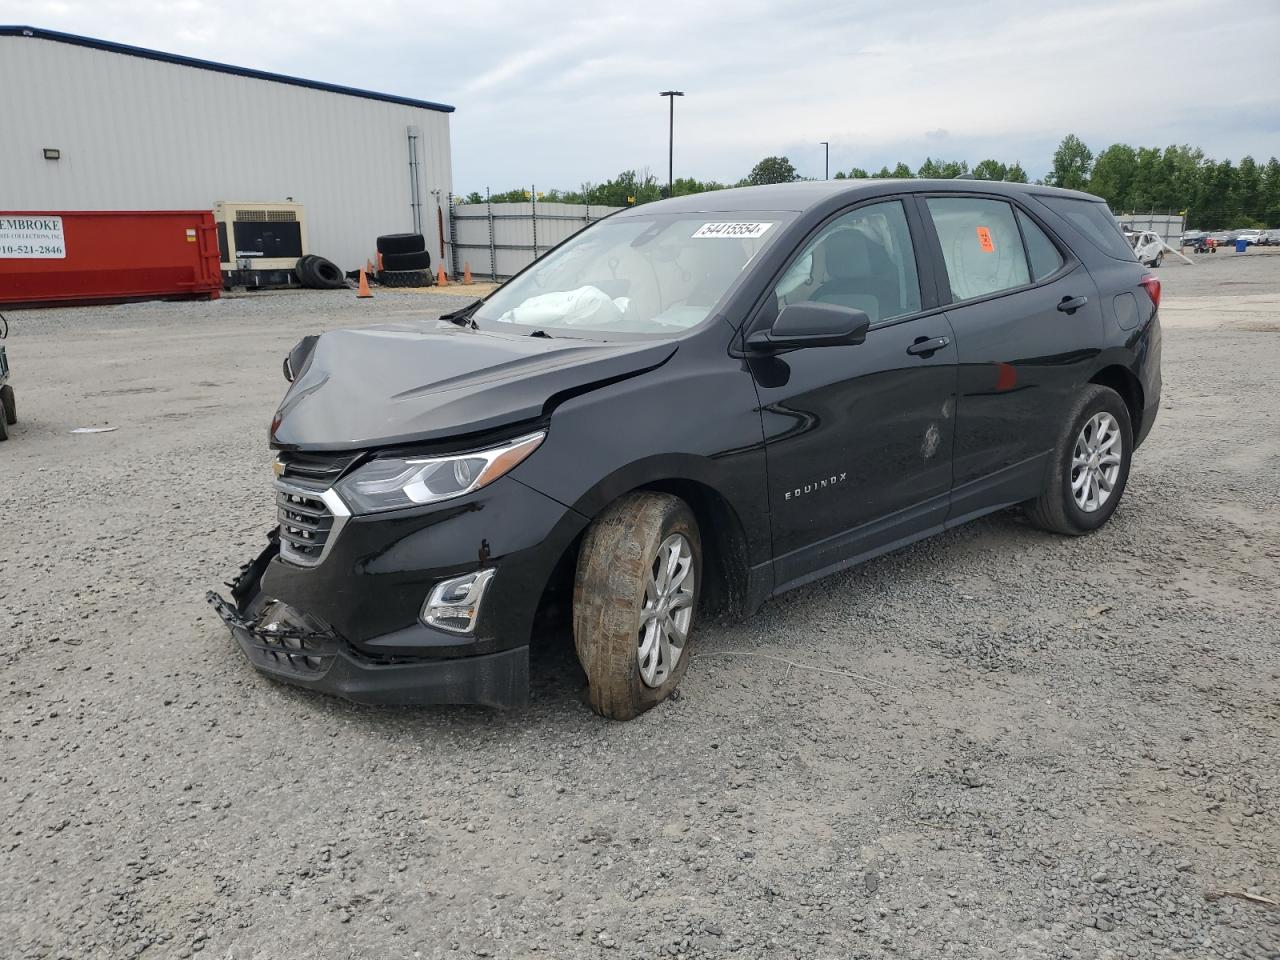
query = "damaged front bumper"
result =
(206, 534, 529, 709)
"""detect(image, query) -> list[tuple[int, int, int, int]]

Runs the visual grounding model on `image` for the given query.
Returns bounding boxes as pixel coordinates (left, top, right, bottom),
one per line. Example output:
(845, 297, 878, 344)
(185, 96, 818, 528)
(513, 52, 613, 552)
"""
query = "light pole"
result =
(659, 90, 684, 197)
(820, 141, 829, 180)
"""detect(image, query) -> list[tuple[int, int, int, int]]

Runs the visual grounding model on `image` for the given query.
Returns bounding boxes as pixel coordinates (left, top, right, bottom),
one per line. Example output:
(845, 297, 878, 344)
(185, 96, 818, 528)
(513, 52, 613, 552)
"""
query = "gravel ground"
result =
(2, 252, 1278, 960)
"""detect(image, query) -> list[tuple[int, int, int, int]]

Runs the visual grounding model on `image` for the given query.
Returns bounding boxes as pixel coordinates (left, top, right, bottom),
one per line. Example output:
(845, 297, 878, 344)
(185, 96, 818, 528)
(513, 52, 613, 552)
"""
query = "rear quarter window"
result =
(1037, 196, 1136, 262)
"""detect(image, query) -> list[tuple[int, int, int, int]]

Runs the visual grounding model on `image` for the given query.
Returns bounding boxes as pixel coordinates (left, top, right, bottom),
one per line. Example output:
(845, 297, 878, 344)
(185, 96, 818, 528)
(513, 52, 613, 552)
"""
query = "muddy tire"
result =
(1024, 384, 1133, 536)
(0, 384, 13, 425)
(376, 269, 434, 288)
(573, 493, 701, 720)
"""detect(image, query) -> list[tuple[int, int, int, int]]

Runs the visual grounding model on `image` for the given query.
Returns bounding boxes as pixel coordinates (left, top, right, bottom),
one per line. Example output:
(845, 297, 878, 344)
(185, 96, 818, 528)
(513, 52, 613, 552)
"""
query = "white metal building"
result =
(0, 26, 453, 270)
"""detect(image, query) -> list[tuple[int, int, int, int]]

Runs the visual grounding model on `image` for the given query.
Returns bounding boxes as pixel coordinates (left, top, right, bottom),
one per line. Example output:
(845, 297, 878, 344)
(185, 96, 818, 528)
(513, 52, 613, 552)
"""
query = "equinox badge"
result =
(785, 472, 848, 501)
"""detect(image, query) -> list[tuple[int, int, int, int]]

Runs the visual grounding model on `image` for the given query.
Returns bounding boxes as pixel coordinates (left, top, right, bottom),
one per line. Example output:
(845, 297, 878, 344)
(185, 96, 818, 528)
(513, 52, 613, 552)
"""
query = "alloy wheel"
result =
(638, 533, 695, 687)
(1071, 412, 1123, 513)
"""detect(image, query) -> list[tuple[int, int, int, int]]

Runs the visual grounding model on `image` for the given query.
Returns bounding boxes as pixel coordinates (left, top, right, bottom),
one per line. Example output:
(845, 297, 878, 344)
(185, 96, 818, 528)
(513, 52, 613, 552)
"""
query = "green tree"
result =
(1235, 156, 1263, 223)
(670, 176, 726, 197)
(917, 157, 969, 179)
(1160, 145, 1204, 217)
(891, 162, 914, 178)
(578, 169, 662, 206)
(746, 156, 800, 185)
(1128, 146, 1164, 211)
(1196, 159, 1238, 229)
(1048, 134, 1093, 190)
(973, 159, 1008, 181)
(487, 187, 536, 203)
(1261, 157, 1280, 226)
(1088, 144, 1137, 209)
(1004, 162, 1028, 183)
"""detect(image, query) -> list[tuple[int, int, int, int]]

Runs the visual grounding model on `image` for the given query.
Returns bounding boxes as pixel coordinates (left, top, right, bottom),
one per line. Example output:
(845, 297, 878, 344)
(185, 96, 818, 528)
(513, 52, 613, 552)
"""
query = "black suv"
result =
(209, 180, 1162, 720)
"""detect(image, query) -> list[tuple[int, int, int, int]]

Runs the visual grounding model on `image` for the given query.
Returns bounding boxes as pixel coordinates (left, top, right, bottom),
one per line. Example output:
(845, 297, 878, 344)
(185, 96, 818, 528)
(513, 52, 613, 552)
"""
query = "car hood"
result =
(270, 321, 678, 451)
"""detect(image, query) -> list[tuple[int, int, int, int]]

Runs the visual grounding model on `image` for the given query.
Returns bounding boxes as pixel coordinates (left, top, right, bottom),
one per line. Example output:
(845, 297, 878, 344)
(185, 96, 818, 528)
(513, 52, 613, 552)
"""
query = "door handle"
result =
(1057, 295, 1088, 314)
(906, 335, 950, 357)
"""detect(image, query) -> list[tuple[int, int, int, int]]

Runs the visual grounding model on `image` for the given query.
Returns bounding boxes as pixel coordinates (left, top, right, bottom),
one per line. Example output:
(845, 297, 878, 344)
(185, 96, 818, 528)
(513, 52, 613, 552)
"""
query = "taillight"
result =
(1139, 274, 1161, 309)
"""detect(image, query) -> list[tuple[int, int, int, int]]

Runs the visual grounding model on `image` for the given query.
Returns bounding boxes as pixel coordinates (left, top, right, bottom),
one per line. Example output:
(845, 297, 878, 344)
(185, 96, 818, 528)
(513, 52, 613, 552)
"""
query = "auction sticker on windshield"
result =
(692, 222, 772, 239)
(0, 216, 66, 259)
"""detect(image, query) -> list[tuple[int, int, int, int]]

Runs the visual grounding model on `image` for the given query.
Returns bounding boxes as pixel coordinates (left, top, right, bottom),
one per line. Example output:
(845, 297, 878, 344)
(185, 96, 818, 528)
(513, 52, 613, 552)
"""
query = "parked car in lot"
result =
(1209, 231, 1236, 247)
(1235, 229, 1265, 247)
(209, 180, 1163, 719)
(1131, 230, 1166, 266)
(1261, 229, 1280, 247)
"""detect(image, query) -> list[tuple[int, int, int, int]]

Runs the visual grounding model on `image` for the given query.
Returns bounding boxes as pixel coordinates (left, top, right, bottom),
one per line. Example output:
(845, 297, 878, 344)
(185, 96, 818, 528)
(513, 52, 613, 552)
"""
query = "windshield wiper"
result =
(440, 298, 483, 328)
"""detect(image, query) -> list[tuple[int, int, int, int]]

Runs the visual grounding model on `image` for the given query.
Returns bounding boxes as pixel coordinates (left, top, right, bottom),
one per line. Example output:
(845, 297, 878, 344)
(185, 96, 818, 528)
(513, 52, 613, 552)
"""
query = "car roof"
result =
(621, 178, 1104, 216)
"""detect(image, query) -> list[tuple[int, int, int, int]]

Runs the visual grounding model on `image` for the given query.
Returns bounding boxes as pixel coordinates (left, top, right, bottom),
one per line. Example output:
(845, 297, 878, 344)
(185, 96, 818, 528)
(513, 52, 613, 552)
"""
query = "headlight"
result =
(335, 431, 545, 514)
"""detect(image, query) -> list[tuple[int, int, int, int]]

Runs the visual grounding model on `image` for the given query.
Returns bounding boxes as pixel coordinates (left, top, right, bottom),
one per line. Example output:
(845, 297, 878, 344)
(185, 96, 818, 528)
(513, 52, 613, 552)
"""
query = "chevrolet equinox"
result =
(208, 180, 1162, 720)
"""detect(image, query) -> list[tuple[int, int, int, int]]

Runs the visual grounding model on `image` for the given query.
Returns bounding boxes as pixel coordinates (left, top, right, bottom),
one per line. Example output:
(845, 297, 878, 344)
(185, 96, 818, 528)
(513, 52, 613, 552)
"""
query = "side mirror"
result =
(747, 302, 871, 351)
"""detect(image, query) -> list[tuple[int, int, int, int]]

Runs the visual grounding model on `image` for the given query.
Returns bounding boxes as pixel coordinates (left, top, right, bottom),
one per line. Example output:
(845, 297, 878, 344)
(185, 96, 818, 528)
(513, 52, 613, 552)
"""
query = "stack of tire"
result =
(295, 255, 347, 290)
(377, 233, 433, 287)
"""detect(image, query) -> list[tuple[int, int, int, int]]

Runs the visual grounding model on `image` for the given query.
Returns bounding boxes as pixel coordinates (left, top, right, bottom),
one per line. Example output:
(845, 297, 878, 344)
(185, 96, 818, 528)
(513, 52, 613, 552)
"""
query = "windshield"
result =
(472, 212, 791, 337)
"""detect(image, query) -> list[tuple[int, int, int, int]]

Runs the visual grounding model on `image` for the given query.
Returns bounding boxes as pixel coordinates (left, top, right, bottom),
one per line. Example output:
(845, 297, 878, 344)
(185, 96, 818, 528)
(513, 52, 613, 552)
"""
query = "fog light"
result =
(421, 569, 495, 634)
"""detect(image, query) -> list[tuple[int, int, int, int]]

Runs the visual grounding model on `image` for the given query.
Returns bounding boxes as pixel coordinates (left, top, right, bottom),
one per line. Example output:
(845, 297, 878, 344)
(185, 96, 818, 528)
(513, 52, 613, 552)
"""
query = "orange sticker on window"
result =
(976, 226, 995, 252)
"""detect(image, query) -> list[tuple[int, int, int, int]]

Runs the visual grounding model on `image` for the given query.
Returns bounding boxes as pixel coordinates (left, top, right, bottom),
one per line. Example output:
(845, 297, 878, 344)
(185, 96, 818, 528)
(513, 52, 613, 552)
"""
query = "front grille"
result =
(276, 484, 334, 566)
(272, 452, 356, 567)
(277, 450, 361, 485)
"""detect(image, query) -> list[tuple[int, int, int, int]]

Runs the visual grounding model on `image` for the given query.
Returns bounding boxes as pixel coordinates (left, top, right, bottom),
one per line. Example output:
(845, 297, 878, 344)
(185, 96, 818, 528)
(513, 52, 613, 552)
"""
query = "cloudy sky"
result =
(5, 0, 1279, 191)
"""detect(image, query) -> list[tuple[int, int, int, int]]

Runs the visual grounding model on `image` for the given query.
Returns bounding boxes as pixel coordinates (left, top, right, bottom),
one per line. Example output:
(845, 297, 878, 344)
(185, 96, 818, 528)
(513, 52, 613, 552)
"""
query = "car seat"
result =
(810, 229, 900, 321)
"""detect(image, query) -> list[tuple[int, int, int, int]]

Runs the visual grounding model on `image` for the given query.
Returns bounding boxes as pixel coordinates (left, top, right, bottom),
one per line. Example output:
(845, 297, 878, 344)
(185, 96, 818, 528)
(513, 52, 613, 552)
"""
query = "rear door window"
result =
(1017, 210, 1065, 281)
(1037, 196, 1136, 261)
(925, 197, 1029, 301)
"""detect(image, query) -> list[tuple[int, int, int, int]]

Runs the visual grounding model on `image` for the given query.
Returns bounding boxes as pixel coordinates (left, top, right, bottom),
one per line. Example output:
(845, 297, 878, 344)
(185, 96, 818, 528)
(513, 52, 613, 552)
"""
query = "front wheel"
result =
(1024, 385, 1133, 536)
(1, 384, 15, 425)
(573, 493, 701, 720)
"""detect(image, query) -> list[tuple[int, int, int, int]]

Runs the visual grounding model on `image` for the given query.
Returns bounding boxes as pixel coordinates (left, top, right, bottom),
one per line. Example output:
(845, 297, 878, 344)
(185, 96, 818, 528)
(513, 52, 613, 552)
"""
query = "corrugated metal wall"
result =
(1116, 214, 1185, 248)
(451, 202, 623, 279)
(0, 34, 452, 270)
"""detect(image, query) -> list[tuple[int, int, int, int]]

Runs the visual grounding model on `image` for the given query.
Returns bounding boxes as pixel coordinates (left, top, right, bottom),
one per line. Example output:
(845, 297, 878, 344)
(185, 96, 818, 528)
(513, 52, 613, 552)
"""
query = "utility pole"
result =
(820, 141, 829, 180)
(659, 90, 684, 197)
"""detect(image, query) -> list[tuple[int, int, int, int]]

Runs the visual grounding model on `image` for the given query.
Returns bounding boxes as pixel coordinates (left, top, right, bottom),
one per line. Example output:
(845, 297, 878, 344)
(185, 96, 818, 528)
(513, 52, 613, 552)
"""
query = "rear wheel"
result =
(573, 493, 700, 720)
(1025, 385, 1133, 535)
(0, 384, 14, 425)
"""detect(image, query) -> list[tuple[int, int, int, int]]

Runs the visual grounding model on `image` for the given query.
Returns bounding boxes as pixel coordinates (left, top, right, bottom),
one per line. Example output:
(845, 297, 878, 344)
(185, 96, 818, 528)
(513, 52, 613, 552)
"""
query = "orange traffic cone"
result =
(437, 264, 448, 286)
(357, 267, 372, 298)
(463, 262, 473, 285)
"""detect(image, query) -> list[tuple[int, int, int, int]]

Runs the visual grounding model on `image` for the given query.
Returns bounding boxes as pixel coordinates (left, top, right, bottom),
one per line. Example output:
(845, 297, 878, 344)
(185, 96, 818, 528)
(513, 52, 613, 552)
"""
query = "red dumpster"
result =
(0, 210, 222, 308)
